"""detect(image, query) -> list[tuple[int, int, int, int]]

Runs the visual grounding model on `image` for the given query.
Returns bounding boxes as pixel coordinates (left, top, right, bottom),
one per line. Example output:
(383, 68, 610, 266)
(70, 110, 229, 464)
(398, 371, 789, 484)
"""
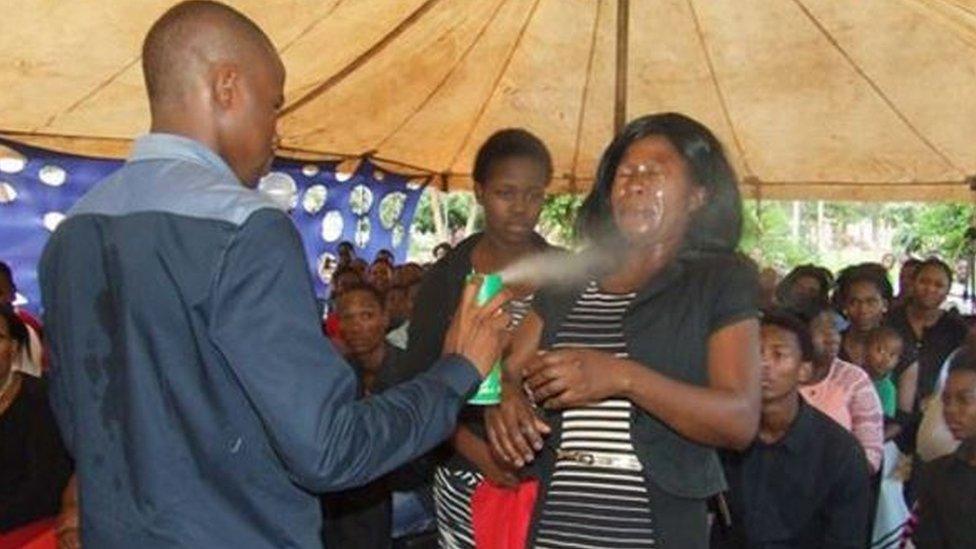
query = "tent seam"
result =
(791, 0, 966, 176)
(372, 0, 512, 151)
(443, 0, 545, 175)
(685, 0, 755, 178)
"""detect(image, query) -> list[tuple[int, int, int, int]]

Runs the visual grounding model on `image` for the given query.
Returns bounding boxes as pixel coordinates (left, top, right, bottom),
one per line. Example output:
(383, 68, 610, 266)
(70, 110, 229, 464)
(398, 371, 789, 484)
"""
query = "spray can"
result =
(466, 272, 504, 405)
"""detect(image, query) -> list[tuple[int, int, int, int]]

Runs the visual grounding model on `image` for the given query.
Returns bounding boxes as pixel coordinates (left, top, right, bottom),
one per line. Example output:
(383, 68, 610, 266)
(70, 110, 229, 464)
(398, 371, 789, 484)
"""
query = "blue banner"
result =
(0, 138, 425, 314)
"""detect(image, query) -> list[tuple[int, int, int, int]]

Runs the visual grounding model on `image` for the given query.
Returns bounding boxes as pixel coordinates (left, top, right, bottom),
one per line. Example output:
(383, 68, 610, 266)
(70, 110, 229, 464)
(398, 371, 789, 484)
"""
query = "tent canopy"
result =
(2, 0, 975, 201)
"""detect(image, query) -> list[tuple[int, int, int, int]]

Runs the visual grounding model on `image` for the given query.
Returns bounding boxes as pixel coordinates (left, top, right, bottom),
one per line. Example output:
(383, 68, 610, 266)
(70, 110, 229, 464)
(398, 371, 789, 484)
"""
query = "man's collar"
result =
(129, 133, 240, 184)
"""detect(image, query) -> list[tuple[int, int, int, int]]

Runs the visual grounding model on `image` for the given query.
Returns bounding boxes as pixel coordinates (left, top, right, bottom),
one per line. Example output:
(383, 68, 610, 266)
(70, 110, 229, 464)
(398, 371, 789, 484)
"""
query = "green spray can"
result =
(466, 272, 504, 405)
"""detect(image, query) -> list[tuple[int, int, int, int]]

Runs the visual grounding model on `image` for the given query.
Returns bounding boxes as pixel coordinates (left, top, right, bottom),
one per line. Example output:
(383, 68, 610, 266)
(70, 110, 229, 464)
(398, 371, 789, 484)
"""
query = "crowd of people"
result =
(2, 2, 975, 549)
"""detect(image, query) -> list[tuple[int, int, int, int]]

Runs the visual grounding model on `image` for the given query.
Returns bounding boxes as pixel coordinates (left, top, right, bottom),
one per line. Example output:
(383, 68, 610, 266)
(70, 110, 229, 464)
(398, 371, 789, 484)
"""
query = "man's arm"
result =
(210, 210, 483, 492)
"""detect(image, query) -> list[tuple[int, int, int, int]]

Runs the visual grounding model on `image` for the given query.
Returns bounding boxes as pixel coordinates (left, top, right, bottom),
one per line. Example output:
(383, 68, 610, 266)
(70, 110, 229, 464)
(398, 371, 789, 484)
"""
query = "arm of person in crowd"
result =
(822, 442, 872, 548)
(450, 426, 518, 487)
(898, 361, 919, 413)
(486, 311, 552, 467)
(524, 318, 761, 450)
(849, 374, 885, 473)
(883, 420, 902, 441)
(55, 475, 80, 549)
(210, 210, 509, 493)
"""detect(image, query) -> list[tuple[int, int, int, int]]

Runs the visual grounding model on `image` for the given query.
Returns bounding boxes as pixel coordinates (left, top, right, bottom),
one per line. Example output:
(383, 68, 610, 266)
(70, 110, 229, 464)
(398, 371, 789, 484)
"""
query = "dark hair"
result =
(472, 128, 553, 186)
(0, 304, 28, 349)
(0, 261, 12, 288)
(867, 326, 903, 347)
(338, 283, 385, 310)
(834, 263, 894, 305)
(776, 264, 834, 306)
(576, 113, 742, 253)
(797, 301, 842, 327)
(902, 257, 922, 269)
(761, 309, 815, 362)
(948, 344, 976, 377)
(915, 257, 953, 284)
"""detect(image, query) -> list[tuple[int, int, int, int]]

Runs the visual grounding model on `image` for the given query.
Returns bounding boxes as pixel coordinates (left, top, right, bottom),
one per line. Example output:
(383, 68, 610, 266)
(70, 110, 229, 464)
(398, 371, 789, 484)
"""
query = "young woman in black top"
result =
(488, 113, 760, 548)
(888, 258, 968, 408)
(0, 305, 71, 533)
(391, 129, 557, 549)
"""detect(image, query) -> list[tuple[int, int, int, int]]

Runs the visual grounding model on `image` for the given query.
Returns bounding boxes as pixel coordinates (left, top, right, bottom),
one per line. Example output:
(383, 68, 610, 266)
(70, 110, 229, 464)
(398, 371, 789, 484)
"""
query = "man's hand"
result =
(443, 278, 511, 377)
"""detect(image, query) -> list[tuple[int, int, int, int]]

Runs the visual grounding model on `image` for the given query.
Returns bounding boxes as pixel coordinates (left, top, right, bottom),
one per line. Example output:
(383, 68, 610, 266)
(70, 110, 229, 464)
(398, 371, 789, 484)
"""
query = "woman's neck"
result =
(473, 232, 542, 273)
(759, 392, 801, 444)
(808, 357, 834, 384)
(907, 302, 942, 326)
(601, 242, 677, 293)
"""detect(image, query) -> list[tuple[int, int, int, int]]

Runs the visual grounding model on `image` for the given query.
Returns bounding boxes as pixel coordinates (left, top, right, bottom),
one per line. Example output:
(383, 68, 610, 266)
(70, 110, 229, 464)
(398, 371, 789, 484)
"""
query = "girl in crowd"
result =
(888, 258, 968, 410)
(488, 113, 760, 548)
(0, 305, 71, 533)
(835, 264, 894, 367)
(801, 302, 884, 472)
(391, 128, 557, 549)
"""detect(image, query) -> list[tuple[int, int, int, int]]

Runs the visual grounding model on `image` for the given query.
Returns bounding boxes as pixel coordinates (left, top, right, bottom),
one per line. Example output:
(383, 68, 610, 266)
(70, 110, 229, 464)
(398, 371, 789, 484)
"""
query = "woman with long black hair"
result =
(487, 113, 761, 547)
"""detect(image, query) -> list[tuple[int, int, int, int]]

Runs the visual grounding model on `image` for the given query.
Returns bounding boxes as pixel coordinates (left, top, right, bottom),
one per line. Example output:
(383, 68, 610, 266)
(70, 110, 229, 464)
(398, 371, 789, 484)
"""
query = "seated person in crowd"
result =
(0, 305, 71, 533)
(775, 264, 833, 318)
(0, 262, 44, 375)
(369, 258, 395, 295)
(714, 310, 870, 548)
(321, 283, 432, 548)
(801, 304, 884, 473)
(384, 285, 410, 350)
(913, 350, 976, 547)
(864, 326, 913, 545)
(864, 326, 906, 441)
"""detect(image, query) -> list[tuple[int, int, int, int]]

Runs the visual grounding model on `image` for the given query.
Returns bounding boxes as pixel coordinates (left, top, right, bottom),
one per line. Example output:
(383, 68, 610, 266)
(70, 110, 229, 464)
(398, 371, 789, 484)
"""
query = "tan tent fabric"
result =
(1, 0, 975, 201)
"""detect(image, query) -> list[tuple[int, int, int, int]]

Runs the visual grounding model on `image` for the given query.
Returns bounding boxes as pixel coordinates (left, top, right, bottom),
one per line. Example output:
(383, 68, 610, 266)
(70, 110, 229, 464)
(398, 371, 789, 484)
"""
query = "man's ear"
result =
(688, 186, 707, 213)
(211, 64, 239, 110)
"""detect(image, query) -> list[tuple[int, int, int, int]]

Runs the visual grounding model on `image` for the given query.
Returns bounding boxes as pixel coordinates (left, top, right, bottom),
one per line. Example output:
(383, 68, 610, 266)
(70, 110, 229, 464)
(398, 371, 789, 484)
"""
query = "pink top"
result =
(800, 358, 884, 472)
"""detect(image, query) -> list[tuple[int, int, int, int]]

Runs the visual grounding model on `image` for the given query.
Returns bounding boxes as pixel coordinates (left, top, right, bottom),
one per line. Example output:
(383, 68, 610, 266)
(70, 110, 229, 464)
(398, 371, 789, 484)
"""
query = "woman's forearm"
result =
(619, 362, 759, 449)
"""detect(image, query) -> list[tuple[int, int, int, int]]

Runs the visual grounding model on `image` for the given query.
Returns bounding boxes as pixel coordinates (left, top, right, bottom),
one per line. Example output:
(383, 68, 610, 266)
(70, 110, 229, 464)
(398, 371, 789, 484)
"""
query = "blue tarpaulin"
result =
(0, 138, 425, 314)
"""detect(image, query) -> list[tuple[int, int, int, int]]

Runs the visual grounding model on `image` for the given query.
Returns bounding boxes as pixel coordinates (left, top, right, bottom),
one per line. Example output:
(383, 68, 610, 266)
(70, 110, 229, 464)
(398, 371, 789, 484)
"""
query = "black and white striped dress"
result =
(433, 295, 534, 549)
(534, 281, 656, 549)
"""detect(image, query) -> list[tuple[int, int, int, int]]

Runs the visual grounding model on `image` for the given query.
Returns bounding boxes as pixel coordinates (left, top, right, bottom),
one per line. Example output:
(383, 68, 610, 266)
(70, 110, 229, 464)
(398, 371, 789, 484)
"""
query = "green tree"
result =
(740, 201, 820, 268)
(892, 203, 974, 261)
(538, 194, 584, 246)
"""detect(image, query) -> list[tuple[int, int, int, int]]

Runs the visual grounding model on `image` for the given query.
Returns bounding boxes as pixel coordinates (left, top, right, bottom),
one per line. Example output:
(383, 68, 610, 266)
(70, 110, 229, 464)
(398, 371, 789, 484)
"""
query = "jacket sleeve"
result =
(38, 230, 76, 455)
(209, 210, 479, 492)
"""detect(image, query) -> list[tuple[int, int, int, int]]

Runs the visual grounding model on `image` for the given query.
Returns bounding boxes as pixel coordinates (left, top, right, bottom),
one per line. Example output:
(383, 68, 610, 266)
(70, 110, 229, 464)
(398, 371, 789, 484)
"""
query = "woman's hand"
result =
(486, 380, 550, 468)
(523, 349, 630, 409)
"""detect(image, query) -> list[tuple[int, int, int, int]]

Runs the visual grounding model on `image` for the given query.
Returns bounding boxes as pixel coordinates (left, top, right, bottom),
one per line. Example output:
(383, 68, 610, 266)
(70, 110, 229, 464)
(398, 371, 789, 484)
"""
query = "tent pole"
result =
(614, 0, 630, 133)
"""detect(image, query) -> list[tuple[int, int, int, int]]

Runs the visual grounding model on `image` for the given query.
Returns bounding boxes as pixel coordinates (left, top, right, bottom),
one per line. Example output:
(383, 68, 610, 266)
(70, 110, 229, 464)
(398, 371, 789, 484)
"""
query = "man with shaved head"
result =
(38, 2, 508, 547)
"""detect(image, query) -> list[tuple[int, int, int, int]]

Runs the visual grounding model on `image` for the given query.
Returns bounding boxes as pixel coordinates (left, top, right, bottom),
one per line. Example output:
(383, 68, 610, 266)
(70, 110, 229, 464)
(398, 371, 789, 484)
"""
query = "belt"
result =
(555, 450, 643, 472)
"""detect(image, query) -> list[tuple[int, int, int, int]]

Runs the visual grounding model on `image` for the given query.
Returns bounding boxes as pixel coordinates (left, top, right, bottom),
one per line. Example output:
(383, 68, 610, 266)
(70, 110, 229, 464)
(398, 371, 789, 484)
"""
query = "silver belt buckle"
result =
(556, 450, 642, 471)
